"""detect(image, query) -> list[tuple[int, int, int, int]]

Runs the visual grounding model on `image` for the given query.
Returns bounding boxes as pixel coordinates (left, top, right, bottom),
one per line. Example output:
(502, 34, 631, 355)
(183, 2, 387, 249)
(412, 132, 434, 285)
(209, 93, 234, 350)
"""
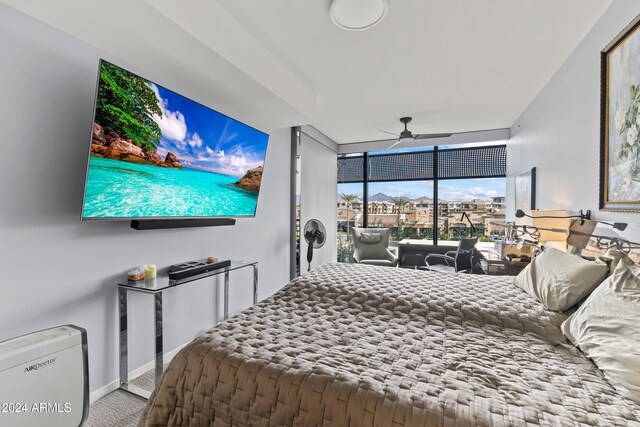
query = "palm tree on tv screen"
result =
(95, 62, 162, 153)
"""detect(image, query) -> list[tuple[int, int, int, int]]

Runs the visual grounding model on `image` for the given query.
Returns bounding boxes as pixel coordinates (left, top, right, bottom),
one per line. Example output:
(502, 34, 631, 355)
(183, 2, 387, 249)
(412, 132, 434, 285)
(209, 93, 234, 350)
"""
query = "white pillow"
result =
(514, 248, 608, 311)
(561, 252, 640, 404)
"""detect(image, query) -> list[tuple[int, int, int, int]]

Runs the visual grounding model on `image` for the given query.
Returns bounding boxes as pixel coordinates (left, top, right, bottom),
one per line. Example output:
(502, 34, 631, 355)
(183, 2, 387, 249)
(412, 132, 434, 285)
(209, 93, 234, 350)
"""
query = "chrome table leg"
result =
(253, 265, 258, 305)
(154, 292, 163, 386)
(119, 288, 128, 388)
(224, 269, 229, 320)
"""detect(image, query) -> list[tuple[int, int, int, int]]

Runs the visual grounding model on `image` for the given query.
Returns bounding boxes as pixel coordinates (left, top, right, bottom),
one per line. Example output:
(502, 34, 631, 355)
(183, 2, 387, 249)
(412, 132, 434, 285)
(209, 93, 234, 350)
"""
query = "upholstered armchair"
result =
(351, 228, 398, 267)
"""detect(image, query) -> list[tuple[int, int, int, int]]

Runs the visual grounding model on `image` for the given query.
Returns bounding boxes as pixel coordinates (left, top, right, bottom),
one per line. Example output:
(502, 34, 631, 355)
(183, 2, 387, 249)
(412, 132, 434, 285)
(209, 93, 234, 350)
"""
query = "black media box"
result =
(168, 259, 231, 280)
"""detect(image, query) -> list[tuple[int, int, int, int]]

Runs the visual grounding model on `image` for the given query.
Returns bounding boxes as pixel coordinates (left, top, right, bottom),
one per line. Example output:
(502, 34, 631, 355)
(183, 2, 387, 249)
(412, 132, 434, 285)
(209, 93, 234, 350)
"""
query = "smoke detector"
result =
(329, 0, 388, 31)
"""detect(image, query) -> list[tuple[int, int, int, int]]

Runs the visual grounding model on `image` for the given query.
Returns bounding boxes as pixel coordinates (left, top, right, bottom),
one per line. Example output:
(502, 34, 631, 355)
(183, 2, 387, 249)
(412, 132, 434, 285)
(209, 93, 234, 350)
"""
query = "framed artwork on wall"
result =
(515, 167, 536, 211)
(600, 14, 640, 212)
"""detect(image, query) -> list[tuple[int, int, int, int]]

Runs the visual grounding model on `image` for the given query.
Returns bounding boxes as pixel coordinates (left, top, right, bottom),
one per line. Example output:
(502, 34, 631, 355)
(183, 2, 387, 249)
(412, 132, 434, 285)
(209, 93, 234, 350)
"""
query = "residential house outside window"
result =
(437, 179, 506, 242)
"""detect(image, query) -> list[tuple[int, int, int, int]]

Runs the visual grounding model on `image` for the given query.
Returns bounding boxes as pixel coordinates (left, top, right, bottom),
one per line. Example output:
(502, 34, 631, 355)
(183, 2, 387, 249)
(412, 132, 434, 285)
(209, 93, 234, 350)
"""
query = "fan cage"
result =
(303, 219, 327, 247)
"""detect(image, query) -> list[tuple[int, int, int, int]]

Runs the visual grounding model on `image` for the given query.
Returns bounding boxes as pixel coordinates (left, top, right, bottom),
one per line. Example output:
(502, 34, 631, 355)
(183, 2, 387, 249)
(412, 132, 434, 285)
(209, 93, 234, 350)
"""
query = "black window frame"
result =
(337, 144, 507, 245)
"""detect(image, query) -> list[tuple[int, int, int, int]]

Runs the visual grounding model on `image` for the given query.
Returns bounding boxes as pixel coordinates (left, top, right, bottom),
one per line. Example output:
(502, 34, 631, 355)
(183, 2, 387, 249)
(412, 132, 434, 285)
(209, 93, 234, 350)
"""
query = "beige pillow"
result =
(514, 248, 608, 311)
(561, 252, 640, 404)
(598, 248, 628, 278)
(360, 232, 382, 244)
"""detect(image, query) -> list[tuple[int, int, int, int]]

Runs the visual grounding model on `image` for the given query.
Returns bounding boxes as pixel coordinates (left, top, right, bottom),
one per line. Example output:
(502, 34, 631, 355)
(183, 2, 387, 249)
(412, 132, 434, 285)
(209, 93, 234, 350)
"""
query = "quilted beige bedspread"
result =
(140, 263, 640, 426)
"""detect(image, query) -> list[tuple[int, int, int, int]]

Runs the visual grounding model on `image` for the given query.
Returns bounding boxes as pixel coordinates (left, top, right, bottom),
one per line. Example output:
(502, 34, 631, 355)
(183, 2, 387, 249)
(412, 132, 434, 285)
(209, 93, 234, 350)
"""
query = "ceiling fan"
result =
(380, 117, 452, 149)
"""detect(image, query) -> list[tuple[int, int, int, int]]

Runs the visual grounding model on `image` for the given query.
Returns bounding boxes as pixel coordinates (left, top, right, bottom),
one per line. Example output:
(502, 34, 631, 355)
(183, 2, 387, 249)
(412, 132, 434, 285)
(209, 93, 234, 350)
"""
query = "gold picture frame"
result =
(600, 14, 640, 211)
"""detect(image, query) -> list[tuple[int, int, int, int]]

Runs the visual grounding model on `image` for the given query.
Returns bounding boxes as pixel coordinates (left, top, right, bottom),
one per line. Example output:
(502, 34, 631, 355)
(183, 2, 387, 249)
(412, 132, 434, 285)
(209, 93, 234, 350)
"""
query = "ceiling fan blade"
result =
(414, 133, 453, 140)
(379, 130, 399, 137)
(387, 139, 403, 149)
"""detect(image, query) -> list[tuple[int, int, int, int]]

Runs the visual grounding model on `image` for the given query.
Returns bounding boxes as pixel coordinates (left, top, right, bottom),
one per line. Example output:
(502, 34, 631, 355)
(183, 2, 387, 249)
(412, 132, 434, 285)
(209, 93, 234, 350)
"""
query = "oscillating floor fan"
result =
(304, 219, 326, 271)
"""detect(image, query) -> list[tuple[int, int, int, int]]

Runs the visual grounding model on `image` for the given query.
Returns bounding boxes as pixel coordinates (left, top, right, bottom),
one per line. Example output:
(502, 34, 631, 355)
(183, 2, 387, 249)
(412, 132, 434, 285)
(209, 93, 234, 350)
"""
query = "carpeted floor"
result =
(85, 368, 157, 427)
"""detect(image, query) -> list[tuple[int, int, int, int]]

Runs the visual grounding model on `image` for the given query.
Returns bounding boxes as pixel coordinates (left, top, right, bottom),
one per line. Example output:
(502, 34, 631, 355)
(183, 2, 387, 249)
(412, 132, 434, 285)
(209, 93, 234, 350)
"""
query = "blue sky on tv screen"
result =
(149, 83, 268, 178)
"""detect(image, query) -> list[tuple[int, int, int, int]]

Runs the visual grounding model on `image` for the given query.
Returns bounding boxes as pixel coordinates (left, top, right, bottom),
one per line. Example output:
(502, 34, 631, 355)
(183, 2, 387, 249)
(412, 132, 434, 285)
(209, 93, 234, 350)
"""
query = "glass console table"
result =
(117, 260, 258, 399)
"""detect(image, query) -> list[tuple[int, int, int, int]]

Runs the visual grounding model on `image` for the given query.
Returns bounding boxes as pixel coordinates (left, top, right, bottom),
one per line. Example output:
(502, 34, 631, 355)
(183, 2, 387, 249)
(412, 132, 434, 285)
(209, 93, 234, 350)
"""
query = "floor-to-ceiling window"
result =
(366, 181, 434, 241)
(436, 178, 506, 242)
(337, 181, 363, 262)
(337, 143, 506, 260)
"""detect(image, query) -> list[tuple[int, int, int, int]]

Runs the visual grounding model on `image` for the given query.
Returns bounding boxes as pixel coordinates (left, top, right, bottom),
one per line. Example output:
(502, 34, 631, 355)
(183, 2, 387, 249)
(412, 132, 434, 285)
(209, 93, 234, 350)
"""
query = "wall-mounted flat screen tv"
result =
(81, 59, 269, 219)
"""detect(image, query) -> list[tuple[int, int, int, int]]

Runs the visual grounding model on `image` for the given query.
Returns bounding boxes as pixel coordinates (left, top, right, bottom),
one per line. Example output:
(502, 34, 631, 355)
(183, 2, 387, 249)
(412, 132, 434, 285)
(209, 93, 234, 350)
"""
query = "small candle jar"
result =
(128, 267, 145, 282)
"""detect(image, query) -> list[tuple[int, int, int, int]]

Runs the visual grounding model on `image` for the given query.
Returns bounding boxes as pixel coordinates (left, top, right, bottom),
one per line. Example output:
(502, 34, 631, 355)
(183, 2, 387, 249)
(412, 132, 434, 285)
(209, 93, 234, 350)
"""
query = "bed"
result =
(139, 263, 640, 426)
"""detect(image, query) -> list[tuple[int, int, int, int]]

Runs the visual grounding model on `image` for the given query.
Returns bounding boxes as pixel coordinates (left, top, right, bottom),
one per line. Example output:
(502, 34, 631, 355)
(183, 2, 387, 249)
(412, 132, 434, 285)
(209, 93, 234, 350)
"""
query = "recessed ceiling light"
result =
(329, 0, 388, 32)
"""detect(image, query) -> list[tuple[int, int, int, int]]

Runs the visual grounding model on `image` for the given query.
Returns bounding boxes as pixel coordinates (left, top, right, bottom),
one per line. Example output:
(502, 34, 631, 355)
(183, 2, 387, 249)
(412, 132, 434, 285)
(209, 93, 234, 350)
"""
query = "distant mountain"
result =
(369, 192, 392, 202)
(367, 193, 433, 202)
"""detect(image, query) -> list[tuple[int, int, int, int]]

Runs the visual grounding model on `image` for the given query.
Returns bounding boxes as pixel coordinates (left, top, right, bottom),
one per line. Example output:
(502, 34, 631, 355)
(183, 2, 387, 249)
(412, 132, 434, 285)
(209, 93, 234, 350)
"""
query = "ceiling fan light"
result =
(329, 0, 388, 31)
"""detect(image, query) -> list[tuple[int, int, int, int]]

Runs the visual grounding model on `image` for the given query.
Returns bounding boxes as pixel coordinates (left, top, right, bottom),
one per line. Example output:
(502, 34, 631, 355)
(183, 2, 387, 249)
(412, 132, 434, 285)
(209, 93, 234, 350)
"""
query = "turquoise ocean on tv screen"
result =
(83, 157, 258, 218)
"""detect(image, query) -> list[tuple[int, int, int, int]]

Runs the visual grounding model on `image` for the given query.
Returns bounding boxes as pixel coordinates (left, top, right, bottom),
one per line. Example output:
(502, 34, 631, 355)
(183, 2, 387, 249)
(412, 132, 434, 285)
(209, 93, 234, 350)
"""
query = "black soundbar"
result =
(130, 218, 236, 230)
(168, 259, 232, 280)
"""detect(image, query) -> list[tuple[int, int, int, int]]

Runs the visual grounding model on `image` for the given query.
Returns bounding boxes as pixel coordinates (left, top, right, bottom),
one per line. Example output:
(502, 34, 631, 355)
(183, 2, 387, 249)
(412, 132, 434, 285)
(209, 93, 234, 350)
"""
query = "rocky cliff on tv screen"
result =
(81, 60, 269, 219)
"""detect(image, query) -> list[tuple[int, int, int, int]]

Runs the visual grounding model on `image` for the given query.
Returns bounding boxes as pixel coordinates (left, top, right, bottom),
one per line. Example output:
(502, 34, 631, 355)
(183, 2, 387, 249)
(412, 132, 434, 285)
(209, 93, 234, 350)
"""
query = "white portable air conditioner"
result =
(0, 325, 88, 427)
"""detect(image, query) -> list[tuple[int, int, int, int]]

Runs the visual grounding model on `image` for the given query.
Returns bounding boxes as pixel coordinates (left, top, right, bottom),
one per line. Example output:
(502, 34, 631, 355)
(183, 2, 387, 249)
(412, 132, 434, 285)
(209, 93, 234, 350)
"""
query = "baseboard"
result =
(90, 344, 188, 403)
(90, 380, 119, 404)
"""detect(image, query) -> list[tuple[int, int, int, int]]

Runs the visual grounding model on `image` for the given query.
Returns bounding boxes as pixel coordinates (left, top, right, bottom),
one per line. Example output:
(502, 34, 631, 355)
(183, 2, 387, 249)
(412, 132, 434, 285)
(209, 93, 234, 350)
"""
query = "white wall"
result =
(299, 133, 338, 272)
(0, 3, 290, 397)
(507, 1, 640, 222)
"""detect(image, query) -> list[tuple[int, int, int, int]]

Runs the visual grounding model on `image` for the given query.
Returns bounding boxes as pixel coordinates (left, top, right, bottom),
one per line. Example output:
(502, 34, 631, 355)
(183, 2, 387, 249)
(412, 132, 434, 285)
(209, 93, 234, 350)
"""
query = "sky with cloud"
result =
(148, 83, 268, 178)
(338, 177, 505, 201)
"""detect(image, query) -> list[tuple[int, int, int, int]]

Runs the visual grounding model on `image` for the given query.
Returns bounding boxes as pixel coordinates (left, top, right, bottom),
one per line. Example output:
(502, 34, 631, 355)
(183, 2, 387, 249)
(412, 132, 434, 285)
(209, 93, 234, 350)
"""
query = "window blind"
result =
(337, 145, 506, 183)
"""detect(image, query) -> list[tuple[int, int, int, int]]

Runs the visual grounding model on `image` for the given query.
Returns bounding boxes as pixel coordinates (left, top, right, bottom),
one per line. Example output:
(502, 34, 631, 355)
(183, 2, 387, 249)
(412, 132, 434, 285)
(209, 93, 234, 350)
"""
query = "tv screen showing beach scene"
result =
(82, 60, 269, 219)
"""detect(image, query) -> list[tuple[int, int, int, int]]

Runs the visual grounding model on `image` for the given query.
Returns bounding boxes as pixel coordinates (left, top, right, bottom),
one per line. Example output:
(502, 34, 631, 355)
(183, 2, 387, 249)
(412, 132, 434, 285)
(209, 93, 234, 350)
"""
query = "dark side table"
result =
(477, 258, 528, 276)
(117, 260, 258, 399)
